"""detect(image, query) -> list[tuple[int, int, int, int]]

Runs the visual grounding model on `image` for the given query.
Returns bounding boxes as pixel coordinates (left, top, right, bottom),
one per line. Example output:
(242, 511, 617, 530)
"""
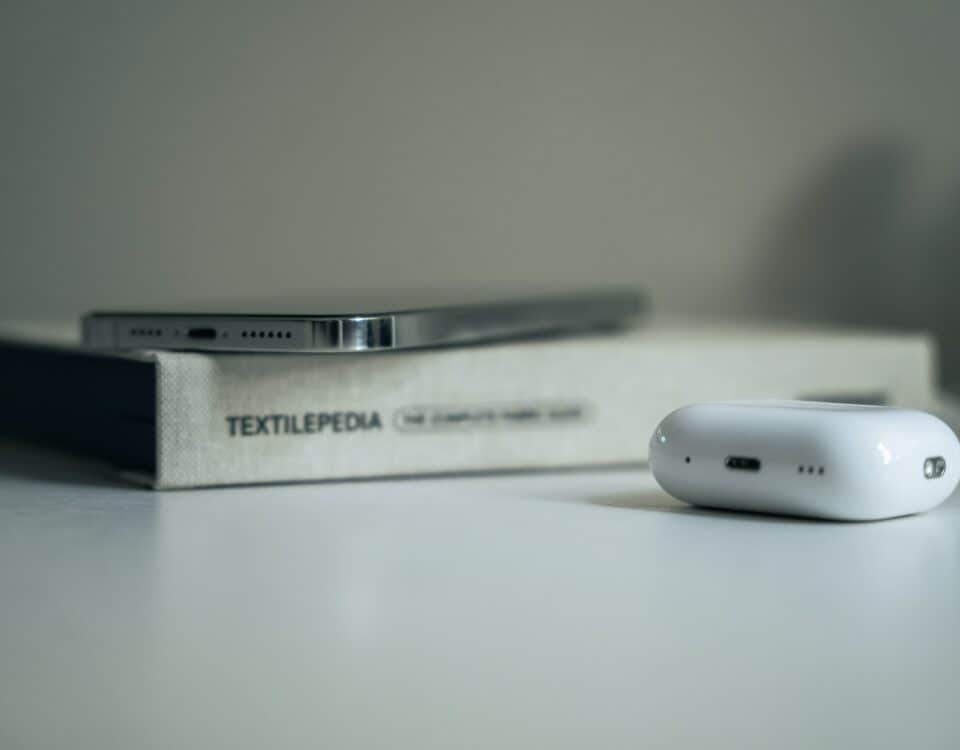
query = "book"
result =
(0, 323, 936, 489)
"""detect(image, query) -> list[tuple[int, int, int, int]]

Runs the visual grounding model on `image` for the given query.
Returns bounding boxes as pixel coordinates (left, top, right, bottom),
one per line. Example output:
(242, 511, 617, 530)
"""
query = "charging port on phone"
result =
(187, 328, 217, 340)
(725, 456, 761, 472)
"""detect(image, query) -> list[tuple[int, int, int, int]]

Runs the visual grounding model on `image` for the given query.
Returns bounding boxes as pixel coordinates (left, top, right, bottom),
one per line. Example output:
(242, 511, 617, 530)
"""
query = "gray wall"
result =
(3, 2, 960, 384)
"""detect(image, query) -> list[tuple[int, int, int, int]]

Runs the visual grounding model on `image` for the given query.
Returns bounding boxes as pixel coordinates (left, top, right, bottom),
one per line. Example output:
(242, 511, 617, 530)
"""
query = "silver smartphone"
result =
(82, 288, 645, 353)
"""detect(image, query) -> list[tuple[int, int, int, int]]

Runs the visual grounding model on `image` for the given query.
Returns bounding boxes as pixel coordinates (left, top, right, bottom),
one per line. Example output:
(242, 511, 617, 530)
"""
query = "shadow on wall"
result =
(755, 138, 960, 392)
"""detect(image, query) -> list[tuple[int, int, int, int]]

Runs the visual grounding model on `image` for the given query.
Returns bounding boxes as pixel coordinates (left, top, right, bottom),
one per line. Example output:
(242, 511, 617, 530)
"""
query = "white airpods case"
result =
(649, 401, 960, 520)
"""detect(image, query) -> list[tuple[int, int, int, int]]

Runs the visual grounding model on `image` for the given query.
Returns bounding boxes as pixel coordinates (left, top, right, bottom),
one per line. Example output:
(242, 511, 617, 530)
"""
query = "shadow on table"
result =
(0, 439, 132, 489)
(588, 490, 831, 525)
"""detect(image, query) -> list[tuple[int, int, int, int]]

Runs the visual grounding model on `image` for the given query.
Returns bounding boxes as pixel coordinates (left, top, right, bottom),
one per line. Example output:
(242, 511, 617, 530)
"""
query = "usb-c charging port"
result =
(725, 456, 761, 472)
(187, 328, 217, 340)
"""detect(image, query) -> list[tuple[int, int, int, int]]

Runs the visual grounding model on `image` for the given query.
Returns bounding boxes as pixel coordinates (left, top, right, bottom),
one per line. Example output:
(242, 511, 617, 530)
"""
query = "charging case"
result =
(649, 401, 960, 520)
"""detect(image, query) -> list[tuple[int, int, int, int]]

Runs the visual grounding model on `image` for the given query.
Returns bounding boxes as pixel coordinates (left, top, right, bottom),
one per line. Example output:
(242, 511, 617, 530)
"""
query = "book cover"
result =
(0, 323, 936, 489)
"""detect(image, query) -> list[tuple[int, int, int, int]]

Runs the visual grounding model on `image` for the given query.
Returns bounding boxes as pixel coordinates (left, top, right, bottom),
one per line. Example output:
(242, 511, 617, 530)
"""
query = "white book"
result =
(0, 323, 936, 489)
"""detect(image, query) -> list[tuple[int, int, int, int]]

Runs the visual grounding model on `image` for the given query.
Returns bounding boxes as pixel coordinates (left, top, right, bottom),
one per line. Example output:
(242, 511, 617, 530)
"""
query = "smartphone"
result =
(82, 287, 645, 353)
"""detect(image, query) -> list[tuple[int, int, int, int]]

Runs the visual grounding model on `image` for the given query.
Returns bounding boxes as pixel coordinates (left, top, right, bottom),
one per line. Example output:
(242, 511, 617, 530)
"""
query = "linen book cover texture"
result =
(149, 327, 935, 488)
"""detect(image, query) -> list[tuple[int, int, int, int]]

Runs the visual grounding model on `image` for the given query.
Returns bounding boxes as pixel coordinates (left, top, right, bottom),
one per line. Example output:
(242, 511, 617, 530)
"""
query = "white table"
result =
(2, 439, 959, 749)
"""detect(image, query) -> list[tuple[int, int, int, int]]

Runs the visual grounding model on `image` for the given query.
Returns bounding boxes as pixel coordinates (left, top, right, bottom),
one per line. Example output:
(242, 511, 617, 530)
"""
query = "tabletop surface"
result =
(1, 440, 959, 750)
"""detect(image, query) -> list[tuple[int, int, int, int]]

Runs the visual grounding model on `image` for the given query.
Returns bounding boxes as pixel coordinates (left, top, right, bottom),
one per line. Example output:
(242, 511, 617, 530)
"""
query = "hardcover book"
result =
(0, 323, 937, 489)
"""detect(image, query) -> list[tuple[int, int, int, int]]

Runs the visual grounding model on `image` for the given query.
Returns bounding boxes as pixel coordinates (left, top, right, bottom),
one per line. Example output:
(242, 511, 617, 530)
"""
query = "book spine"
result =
(152, 334, 935, 489)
